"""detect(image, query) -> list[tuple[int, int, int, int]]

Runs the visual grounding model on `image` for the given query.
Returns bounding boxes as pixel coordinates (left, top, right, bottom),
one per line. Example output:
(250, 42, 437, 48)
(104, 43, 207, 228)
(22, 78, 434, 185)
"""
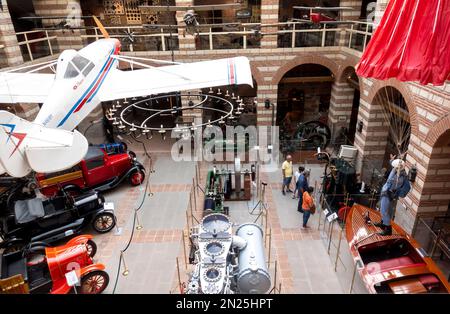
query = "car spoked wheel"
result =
(93, 212, 116, 233)
(85, 240, 97, 258)
(129, 170, 145, 186)
(78, 270, 109, 294)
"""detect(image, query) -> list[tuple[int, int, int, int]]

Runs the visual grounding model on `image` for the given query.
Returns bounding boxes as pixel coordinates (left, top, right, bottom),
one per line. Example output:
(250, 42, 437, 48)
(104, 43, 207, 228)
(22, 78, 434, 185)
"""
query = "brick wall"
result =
(32, 0, 85, 51)
(0, 0, 23, 67)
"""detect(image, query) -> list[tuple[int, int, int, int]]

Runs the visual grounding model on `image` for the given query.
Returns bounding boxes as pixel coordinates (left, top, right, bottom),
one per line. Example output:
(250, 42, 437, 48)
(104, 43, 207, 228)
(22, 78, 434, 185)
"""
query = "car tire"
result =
(86, 239, 97, 258)
(129, 169, 145, 186)
(77, 270, 109, 294)
(92, 212, 116, 233)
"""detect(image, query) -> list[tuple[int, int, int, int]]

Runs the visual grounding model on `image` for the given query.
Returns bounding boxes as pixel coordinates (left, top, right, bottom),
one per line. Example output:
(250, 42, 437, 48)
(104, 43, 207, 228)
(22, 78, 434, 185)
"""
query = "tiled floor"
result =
(89, 140, 370, 294)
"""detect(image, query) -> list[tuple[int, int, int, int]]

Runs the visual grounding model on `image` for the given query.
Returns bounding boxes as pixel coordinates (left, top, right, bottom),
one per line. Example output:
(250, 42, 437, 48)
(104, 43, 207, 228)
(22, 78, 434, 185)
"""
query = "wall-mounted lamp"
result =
(264, 99, 271, 109)
(409, 165, 417, 182)
(357, 121, 364, 133)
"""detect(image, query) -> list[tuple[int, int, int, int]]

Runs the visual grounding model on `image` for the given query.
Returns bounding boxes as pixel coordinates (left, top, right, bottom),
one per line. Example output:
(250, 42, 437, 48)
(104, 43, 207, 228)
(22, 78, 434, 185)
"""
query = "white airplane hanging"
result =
(0, 17, 253, 178)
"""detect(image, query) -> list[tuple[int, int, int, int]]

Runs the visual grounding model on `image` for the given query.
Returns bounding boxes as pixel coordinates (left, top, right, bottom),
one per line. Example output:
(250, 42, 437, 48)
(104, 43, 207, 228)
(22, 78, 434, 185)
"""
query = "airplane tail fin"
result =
(0, 110, 88, 178)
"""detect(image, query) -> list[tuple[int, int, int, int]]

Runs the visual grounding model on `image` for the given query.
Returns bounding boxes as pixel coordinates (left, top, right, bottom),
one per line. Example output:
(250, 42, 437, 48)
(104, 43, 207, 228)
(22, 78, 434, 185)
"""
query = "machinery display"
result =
(203, 161, 253, 215)
(280, 120, 332, 155)
(0, 235, 109, 294)
(186, 213, 271, 294)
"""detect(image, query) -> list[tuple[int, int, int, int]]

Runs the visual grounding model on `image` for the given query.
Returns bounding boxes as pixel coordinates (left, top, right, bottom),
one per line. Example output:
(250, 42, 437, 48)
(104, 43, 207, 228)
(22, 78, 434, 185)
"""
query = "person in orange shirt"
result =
(301, 186, 315, 228)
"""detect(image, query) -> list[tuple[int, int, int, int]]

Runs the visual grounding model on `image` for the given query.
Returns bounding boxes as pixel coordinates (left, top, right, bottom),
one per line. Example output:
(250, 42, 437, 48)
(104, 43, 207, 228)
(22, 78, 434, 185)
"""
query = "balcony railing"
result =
(15, 30, 58, 61)
(4, 21, 373, 65)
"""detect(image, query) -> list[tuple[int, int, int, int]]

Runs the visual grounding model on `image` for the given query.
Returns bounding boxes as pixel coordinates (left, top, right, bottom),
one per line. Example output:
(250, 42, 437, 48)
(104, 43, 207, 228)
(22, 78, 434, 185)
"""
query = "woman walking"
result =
(301, 186, 315, 229)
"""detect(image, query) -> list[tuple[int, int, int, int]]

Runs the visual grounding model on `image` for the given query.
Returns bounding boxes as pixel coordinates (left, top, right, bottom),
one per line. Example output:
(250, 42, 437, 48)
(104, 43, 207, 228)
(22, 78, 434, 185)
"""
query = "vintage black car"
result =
(0, 191, 115, 252)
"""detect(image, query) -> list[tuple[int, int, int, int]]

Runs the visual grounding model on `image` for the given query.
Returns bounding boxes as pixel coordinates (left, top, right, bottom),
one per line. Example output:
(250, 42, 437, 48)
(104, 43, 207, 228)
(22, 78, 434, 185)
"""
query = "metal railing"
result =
(5, 20, 374, 64)
(15, 30, 58, 61)
(347, 21, 374, 52)
(81, 26, 179, 52)
(412, 212, 450, 281)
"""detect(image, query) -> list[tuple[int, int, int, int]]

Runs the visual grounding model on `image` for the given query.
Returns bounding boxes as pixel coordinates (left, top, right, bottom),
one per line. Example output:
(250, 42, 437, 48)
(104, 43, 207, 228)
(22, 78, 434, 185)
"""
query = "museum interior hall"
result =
(0, 0, 449, 295)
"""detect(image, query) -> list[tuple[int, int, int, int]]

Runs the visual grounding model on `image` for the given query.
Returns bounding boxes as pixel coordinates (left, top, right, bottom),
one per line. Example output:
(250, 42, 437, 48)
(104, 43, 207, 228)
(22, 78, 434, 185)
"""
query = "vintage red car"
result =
(36, 146, 145, 197)
(0, 235, 109, 294)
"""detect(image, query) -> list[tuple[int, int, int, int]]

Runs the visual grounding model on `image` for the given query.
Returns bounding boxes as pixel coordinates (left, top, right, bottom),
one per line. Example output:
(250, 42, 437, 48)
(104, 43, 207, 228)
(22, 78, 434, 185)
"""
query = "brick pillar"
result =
(0, 1, 23, 67)
(32, 0, 84, 51)
(175, 0, 196, 51)
(328, 81, 355, 135)
(354, 78, 388, 181)
(260, 0, 279, 49)
(336, 0, 363, 47)
(256, 83, 277, 126)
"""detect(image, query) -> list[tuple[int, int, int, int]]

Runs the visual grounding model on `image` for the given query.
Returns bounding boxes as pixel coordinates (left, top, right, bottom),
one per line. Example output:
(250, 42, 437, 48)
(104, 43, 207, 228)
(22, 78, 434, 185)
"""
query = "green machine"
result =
(204, 169, 227, 215)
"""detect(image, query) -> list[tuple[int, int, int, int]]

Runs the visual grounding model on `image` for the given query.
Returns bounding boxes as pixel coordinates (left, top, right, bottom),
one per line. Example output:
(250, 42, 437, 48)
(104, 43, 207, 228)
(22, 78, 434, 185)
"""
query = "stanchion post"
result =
(192, 178, 197, 211)
(267, 228, 272, 268)
(349, 263, 357, 294)
(189, 194, 195, 228)
(327, 220, 334, 255)
(334, 225, 344, 272)
(176, 257, 183, 294)
(182, 230, 188, 270)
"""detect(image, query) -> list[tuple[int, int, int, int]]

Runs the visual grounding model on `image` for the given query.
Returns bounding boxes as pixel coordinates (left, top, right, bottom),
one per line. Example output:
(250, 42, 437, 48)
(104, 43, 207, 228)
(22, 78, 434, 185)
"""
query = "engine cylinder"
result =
(236, 223, 271, 294)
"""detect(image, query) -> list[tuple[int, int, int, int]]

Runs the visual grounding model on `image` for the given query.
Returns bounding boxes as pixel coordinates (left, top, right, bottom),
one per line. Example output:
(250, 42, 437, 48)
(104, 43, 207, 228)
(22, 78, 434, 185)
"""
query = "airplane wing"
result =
(0, 73, 55, 103)
(98, 56, 253, 102)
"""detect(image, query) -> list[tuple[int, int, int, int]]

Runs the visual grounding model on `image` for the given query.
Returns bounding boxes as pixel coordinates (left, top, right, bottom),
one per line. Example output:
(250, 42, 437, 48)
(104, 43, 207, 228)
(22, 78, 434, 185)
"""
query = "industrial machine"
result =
(203, 159, 253, 215)
(186, 213, 271, 294)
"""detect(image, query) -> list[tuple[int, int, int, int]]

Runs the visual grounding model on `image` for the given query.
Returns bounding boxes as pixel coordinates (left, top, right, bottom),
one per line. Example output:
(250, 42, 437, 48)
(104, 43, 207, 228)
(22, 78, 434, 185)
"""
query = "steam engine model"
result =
(186, 213, 271, 294)
(203, 162, 254, 215)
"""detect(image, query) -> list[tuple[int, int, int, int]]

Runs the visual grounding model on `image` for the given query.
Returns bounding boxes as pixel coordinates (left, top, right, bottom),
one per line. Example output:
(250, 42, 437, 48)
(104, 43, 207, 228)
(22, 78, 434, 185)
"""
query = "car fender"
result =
(66, 234, 94, 247)
(50, 264, 107, 294)
(79, 263, 106, 277)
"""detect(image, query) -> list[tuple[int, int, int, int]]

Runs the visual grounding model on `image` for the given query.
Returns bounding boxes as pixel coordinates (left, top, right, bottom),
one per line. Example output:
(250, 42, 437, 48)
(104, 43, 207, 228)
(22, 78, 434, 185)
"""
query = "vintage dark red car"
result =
(36, 146, 145, 197)
(0, 235, 109, 294)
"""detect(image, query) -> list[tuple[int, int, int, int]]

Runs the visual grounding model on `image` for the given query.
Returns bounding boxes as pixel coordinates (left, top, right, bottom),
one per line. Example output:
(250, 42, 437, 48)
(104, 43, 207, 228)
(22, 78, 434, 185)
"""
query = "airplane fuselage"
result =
(35, 38, 120, 131)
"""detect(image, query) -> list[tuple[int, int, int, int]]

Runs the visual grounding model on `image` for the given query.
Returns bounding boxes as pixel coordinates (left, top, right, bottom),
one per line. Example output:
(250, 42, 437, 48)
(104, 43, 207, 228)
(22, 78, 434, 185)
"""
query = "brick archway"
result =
(270, 54, 339, 85)
(367, 79, 418, 134)
(250, 63, 264, 88)
(426, 114, 450, 147)
(337, 65, 364, 91)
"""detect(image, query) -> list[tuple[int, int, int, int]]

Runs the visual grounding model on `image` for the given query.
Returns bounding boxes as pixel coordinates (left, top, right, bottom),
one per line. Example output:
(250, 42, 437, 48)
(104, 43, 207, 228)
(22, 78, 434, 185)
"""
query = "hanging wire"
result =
(375, 86, 411, 158)
(111, 143, 152, 294)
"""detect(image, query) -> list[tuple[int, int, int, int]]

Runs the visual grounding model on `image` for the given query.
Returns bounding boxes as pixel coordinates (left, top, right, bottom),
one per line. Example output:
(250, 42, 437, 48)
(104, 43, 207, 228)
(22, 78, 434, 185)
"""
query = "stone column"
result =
(260, 0, 279, 49)
(32, 0, 84, 51)
(0, 1, 23, 67)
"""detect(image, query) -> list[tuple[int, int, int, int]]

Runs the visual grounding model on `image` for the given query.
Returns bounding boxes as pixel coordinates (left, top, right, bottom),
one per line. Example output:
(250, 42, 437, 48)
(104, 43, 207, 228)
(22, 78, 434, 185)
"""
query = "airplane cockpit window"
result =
(72, 55, 90, 71)
(82, 62, 95, 76)
(64, 62, 80, 79)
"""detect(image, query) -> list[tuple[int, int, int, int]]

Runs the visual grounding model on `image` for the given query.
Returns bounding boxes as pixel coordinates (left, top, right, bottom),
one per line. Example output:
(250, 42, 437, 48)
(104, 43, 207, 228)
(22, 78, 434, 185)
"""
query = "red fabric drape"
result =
(356, 0, 450, 86)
